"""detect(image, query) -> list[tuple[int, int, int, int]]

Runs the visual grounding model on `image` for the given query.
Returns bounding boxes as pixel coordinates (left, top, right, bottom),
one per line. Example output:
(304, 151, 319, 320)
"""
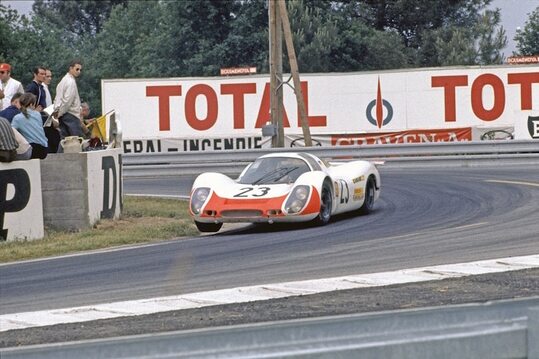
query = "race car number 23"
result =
(233, 187, 271, 197)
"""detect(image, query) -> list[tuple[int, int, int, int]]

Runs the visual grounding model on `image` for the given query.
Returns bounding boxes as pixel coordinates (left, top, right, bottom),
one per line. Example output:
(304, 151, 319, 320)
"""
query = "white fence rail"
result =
(3, 297, 538, 358)
(122, 140, 539, 177)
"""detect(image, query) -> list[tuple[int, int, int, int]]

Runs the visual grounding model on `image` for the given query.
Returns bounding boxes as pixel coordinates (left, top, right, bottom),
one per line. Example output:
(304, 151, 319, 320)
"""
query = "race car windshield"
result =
(239, 157, 310, 185)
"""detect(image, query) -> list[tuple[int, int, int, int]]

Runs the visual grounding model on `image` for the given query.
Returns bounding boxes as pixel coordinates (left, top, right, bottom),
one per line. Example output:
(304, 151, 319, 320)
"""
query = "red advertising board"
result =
(331, 128, 472, 146)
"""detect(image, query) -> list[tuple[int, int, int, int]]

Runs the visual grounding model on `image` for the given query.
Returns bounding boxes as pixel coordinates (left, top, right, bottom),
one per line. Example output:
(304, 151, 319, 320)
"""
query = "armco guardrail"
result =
(2, 297, 538, 358)
(122, 140, 539, 177)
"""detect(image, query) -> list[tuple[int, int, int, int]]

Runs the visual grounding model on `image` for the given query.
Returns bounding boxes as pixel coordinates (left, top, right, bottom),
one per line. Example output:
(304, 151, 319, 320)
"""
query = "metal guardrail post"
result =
(530, 307, 539, 359)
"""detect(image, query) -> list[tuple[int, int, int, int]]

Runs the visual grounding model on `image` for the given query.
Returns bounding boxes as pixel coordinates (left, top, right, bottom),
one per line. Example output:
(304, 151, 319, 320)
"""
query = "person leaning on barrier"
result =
(0, 116, 18, 162)
(53, 59, 84, 139)
(11, 93, 48, 159)
(79, 102, 95, 138)
(12, 126, 32, 160)
(0, 92, 22, 123)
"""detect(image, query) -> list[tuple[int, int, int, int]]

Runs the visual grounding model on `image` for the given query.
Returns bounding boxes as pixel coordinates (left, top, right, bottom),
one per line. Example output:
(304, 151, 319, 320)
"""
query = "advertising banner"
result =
(332, 128, 472, 146)
(102, 65, 539, 152)
(122, 136, 272, 154)
(514, 111, 539, 140)
(0, 160, 44, 241)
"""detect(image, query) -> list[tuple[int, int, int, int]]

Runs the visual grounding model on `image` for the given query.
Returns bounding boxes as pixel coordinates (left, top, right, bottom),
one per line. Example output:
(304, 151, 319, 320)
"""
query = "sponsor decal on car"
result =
(353, 187, 364, 201)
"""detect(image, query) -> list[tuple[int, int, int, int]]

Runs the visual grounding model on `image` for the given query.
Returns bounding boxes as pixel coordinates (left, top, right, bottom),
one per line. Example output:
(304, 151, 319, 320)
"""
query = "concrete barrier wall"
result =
(41, 149, 123, 231)
(0, 160, 44, 242)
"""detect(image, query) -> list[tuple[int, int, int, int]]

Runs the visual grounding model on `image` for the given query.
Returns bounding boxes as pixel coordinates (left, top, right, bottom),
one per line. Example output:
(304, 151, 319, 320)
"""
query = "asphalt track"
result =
(1, 165, 538, 317)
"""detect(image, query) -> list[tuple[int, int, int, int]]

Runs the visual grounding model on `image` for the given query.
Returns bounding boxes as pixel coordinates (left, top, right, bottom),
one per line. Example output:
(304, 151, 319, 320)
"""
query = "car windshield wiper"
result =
(251, 166, 298, 185)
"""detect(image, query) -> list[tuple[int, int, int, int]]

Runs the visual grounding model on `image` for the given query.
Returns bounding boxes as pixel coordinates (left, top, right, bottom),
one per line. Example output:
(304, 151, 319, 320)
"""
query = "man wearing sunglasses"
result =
(0, 63, 24, 111)
(53, 60, 84, 139)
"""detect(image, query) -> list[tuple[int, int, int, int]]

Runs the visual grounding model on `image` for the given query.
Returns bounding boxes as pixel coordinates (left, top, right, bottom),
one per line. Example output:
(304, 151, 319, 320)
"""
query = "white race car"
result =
(190, 152, 381, 232)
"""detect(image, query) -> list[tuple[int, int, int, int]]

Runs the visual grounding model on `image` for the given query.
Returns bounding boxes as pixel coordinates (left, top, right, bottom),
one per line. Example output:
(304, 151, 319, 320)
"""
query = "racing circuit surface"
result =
(1, 165, 538, 345)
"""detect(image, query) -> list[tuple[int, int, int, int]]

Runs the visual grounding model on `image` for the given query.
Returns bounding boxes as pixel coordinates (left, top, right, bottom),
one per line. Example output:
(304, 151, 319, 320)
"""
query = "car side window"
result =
(299, 153, 321, 171)
(288, 162, 310, 181)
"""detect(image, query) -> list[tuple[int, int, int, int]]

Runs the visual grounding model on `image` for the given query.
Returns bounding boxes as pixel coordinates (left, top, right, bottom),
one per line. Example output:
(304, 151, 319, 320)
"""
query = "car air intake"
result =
(220, 210, 263, 218)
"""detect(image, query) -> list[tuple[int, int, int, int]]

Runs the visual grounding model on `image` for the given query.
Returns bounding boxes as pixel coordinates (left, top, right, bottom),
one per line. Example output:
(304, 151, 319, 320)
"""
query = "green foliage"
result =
(475, 10, 507, 64)
(284, 0, 408, 72)
(32, 0, 128, 37)
(223, 0, 270, 72)
(514, 6, 539, 55)
(286, 0, 338, 72)
(353, 0, 506, 66)
(431, 9, 506, 66)
(0, 3, 20, 62)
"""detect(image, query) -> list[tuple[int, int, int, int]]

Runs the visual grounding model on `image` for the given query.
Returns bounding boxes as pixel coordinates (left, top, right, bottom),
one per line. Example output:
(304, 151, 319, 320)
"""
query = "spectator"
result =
(39, 69, 62, 153)
(80, 102, 92, 121)
(12, 127, 32, 160)
(11, 93, 48, 159)
(43, 115, 61, 154)
(25, 66, 48, 112)
(43, 68, 53, 107)
(27, 67, 60, 153)
(0, 92, 22, 123)
(79, 102, 94, 137)
(0, 116, 18, 162)
(0, 63, 24, 111)
(53, 60, 84, 139)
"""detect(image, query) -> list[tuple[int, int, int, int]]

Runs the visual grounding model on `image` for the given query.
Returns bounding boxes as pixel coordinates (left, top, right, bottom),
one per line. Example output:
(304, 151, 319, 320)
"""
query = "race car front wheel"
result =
(314, 183, 332, 225)
(195, 221, 223, 233)
(359, 176, 375, 215)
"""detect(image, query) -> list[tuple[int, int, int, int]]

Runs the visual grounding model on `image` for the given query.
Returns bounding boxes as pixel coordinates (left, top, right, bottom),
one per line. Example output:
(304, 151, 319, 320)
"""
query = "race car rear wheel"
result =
(195, 221, 223, 233)
(359, 176, 375, 215)
(314, 182, 332, 225)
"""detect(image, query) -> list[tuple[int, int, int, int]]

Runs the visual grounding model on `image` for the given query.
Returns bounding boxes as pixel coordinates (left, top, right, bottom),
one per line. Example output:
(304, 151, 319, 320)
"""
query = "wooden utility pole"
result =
(268, 0, 312, 147)
(268, 0, 284, 147)
(277, 0, 312, 147)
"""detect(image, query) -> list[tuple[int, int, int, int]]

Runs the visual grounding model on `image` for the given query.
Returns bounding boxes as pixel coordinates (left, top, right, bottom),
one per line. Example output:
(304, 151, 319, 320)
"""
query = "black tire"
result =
(195, 221, 223, 233)
(314, 182, 332, 225)
(359, 176, 376, 215)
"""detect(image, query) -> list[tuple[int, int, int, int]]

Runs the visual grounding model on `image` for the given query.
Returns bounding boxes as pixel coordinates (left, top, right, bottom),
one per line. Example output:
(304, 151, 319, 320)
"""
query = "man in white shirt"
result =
(0, 63, 24, 111)
(53, 60, 84, 138)
(43, 68, 53, 107)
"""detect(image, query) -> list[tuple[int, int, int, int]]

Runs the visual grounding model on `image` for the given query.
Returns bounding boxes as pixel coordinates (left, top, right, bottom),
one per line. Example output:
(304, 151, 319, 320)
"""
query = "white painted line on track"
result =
(0, 224, 247, 267)
(1, 254, 538, 332)
(0, 240, 182, 267)
(484, 179, 539, 188)
(125, 193, 190, 200)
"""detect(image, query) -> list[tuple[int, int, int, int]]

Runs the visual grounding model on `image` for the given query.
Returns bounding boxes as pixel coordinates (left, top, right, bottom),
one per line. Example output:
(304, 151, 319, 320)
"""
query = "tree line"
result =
(1, 0, 538, 114)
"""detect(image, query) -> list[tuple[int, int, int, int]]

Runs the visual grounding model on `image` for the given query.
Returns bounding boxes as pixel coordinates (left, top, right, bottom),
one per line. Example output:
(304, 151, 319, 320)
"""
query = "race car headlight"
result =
(191, 187, 210, 214)
(285, 185, 310, 214)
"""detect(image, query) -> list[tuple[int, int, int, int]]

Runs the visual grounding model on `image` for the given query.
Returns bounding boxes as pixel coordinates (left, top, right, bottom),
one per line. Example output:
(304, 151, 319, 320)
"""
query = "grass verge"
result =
(0, 197, 199, 264)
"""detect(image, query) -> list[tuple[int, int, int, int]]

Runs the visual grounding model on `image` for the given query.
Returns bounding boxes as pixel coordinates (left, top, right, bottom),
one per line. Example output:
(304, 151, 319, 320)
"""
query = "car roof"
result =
(259, 152, 316, 160)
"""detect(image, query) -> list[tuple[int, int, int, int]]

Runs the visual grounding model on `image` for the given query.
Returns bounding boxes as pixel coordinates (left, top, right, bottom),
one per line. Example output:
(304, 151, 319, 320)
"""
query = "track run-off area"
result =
(1, 165, 538, 340)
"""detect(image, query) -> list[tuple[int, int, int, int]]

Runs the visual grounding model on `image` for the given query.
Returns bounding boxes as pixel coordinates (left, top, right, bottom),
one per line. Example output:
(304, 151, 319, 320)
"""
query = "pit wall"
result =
(0, 148, 122, 242)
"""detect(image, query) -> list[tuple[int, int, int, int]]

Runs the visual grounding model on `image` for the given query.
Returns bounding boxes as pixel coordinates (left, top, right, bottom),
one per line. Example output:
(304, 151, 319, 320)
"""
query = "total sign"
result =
(101, 65, 539, 150)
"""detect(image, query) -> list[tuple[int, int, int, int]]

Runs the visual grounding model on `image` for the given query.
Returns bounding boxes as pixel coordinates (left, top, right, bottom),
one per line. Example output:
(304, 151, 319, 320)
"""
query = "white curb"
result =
(1, 254, 538, 332)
